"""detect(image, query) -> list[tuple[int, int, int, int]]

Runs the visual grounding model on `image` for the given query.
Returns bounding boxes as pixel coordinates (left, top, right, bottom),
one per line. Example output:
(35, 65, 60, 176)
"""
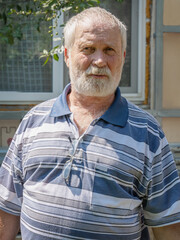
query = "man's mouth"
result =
(87, 74, 108, 78)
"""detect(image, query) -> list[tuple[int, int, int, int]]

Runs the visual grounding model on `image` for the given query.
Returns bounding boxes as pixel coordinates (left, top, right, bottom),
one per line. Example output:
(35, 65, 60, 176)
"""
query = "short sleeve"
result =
(0, 132, 23, 216)
(143, 131, 180, 227)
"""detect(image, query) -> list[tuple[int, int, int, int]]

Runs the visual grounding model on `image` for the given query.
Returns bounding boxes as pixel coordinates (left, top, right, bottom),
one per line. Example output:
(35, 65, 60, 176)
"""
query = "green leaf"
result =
(53, 45, 59, 49)
(53, 53, 59, 61)
(43, 55, 50, 65)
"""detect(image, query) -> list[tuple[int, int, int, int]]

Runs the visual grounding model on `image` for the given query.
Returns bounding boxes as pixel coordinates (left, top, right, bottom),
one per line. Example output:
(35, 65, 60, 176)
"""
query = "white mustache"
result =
(86, 66, 111, 77)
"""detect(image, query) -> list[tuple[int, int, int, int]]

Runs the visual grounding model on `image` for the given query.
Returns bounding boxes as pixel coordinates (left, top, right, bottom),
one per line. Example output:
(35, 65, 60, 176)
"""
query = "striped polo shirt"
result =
(0, 84, 180, 240)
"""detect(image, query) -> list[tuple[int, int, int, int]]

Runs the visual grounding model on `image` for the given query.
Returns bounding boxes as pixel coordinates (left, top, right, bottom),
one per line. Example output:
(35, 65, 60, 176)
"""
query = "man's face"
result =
(65, 20, 126, 97)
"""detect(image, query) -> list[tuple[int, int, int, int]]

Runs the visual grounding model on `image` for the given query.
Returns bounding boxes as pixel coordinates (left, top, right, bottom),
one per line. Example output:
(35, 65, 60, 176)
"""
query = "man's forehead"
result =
(75, 19, 120, 39)
(77, 18, 117, 31)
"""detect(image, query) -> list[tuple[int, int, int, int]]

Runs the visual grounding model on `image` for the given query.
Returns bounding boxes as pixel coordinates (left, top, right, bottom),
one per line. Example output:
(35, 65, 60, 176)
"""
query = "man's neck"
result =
(67, 89, 115, 136)
(67, 89, 114, 116)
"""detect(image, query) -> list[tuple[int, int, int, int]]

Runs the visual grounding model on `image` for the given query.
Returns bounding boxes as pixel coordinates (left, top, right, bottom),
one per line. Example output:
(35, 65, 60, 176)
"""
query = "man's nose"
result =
(92, 51, 107, 68)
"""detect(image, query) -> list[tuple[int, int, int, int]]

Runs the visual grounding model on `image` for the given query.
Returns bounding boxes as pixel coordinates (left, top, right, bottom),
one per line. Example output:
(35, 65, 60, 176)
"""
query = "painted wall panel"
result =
(164, 0, 180, 25)
(0, 120, 20, 147)
(162, 33, 180, 109)
(162, 118, 180, 143)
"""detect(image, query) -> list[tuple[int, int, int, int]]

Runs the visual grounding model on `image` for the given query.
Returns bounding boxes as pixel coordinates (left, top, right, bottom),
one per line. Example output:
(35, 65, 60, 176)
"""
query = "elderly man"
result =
(0, 7, 180, 240)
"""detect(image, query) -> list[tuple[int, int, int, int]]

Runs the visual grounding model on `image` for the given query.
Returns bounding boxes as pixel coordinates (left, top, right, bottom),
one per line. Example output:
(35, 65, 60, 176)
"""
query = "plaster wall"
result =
(162, 118, 180, 143)
(0, 120, 20, 147)
(162, 33, 180, 109)
(164, 0, 180, 25)
(161, 1, 180, 144)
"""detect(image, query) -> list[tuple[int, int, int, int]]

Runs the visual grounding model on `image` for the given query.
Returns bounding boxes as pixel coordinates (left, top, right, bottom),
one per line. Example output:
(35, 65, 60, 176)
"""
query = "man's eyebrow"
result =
(78, 41, 93, 48)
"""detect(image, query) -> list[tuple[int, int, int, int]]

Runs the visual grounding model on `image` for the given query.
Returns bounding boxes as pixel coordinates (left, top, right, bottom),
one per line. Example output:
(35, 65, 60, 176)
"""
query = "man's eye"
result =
(105, 48, 115, 55)
(82, 47, 94, 54)
(107, 48, 113, 51)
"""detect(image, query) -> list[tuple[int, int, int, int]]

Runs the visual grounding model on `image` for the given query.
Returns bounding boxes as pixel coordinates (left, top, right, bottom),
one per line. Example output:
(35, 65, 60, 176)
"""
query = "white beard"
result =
(69, 63, 123, 97)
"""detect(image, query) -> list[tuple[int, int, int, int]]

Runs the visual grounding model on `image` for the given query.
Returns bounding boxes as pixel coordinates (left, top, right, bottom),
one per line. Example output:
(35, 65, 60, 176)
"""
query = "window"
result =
(0, 11, 64, 103)
(100, 0, 146, 102)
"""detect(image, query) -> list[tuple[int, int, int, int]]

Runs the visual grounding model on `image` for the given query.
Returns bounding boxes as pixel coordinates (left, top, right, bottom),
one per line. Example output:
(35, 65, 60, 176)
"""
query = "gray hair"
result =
(63, 7, 127, 52)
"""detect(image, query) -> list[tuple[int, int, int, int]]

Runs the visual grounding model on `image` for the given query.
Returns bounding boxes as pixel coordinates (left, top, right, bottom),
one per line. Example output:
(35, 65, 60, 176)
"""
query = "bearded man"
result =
(0, 7, 180, 240)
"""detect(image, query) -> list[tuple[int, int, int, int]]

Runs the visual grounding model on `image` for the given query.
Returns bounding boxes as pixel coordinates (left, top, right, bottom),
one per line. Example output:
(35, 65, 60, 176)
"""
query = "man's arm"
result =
(0, 209, 20, 240)
(152, 223, 180, 240)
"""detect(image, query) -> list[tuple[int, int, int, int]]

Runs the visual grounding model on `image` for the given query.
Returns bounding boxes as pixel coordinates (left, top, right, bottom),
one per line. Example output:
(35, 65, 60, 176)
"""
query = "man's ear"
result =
(123, 50, 126, 64)
(64, 47, 69, 67)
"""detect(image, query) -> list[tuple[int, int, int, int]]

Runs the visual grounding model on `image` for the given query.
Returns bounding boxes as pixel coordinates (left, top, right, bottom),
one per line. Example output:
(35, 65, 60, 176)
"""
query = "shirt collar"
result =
(50, 84, 71, 117)
(50, 84, 128, 127)
(101, 87, 128, 127)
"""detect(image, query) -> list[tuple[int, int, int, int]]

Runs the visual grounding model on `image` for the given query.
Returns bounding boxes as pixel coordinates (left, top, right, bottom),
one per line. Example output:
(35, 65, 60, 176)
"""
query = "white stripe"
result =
(24, 204, 139, 227)
(92, 192, 141, 210)
(90, 124, 150, 154)
(23, 190, 138, 220)
(25, 181, 92, 204)
(0, 184, 22, 205)
(17, 121, 69, 144)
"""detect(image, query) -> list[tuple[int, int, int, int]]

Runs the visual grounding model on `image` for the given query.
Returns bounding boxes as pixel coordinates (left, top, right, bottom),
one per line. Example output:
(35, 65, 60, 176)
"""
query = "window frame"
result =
(121, 0, 146, 102)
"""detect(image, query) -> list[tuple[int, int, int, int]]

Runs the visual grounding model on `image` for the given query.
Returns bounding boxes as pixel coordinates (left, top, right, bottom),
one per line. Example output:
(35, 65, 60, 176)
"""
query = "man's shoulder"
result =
(30, 98, 57, 113)
(25, 98, 57, 118)
(127, 100, 160, 129)
(17, 98, 58, 134)
(126, 101, 166, 151)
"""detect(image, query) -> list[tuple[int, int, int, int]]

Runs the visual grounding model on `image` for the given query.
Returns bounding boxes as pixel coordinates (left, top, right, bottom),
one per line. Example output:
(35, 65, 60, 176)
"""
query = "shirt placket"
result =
(63, 114, 98, 184)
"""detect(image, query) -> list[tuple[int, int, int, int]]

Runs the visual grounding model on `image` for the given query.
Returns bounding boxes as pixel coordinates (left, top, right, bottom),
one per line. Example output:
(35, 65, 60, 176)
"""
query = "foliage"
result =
(0, 0, 123, 62)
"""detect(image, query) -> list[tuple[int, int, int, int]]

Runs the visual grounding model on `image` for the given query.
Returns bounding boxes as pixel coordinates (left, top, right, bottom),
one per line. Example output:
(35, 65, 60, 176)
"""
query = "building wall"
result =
(161, 0, 180, 172)
(162, 32, 180, 142)
(163, 0, 180, 25)
(0, 120, 20, 147)
(162, 4, 180, 141)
